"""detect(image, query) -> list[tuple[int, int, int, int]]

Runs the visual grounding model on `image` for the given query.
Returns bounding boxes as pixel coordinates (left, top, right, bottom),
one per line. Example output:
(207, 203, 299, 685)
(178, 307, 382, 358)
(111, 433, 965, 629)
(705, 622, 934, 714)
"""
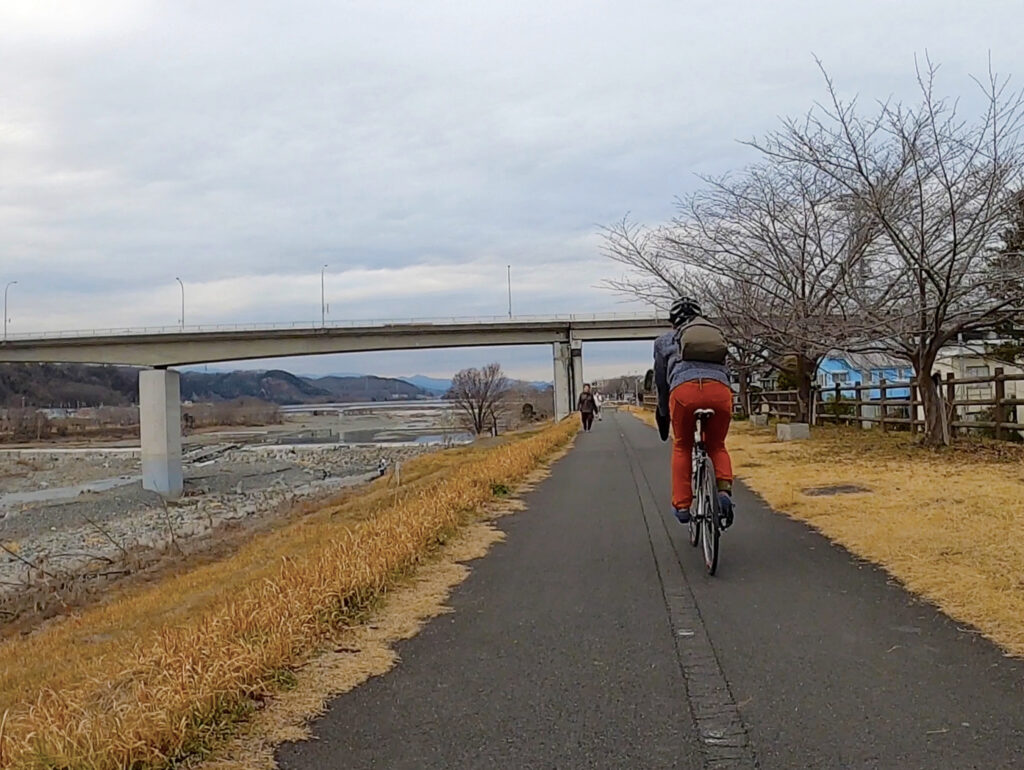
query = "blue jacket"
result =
(653, 329, 730, 415)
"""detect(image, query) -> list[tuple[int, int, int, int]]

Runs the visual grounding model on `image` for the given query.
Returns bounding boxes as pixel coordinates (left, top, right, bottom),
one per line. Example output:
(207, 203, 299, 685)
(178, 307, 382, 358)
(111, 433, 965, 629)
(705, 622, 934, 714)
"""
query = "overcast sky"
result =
(2, 1, 1021, 380)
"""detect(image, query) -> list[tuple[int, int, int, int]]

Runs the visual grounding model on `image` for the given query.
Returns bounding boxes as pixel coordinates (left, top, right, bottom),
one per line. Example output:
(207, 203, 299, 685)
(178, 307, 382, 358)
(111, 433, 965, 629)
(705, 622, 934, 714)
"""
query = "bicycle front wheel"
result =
(688, 455, 701, 548)
(699, 456, 720, 575)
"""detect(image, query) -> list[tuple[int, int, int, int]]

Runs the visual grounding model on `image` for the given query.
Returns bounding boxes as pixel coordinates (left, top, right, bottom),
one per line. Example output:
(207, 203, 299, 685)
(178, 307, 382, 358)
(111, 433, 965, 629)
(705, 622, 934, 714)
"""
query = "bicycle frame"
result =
(688, 410, 721, 574)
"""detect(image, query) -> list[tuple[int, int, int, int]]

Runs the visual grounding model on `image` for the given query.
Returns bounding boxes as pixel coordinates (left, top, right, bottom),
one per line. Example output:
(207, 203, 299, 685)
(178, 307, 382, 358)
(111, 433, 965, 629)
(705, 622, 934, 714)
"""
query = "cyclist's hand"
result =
(656, 410, 670, 441)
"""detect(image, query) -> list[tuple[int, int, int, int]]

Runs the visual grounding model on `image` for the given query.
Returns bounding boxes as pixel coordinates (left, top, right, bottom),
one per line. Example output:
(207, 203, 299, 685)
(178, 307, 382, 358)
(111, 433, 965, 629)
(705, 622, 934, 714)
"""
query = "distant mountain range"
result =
(0, 363, 139, 408)
(180, 370, 429, 404)
(0, 364, 431, 407)
(399, 375, 452, 394)
(397, 374, 552, 394)
(1, 363, 554, 408)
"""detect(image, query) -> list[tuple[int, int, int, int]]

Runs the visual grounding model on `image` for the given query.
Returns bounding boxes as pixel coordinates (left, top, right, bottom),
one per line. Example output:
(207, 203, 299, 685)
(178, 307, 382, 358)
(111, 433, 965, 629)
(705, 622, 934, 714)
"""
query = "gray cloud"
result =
(1, 0, 1022, 375)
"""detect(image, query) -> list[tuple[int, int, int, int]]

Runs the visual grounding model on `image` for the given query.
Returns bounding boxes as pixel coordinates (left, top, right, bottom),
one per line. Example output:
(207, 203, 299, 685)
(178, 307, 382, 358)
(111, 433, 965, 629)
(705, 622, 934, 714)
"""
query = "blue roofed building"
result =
(817, 352, 914, 400)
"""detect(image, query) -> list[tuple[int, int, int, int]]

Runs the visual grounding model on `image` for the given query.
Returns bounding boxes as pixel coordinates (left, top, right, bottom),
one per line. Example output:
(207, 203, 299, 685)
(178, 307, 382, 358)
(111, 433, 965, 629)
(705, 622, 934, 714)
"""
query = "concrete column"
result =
(140, 368, 183, 499)
(570, 337, 584, 408)
(553, 342, 572, 421)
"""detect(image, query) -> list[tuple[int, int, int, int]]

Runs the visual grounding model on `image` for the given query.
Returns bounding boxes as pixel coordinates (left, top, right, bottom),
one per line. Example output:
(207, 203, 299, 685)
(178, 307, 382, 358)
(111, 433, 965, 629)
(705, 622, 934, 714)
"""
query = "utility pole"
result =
(4, 280, 17, 341)
(175, 277, 184, 329)
(507, 264, 512, 318)
(321, 264, 328, 328)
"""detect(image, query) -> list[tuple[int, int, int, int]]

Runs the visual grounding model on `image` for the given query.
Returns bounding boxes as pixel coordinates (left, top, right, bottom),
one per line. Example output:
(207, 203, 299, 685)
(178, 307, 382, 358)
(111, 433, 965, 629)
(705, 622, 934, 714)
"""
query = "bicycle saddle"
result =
(694, 409, 715, 419)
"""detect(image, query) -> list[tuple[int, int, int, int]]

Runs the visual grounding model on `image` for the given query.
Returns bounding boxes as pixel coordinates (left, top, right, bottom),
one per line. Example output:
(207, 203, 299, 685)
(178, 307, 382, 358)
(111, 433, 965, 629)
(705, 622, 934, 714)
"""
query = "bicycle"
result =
(687, 408, 723, 575)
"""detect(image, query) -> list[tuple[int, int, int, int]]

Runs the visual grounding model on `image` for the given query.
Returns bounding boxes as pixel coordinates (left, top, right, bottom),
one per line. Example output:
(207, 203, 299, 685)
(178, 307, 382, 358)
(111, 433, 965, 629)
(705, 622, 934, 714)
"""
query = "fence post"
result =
(994, 367, 1006, 441)
(911, 378, 920, 433)
(945, 372, 957, 438)
(832, 383, 840, 423)
(879, 378, 888, 432)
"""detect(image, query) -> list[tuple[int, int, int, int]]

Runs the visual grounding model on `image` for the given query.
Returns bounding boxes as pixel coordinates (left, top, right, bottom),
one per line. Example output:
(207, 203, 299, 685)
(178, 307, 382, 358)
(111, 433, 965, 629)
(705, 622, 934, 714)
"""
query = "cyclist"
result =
(653, 296, 735, 527)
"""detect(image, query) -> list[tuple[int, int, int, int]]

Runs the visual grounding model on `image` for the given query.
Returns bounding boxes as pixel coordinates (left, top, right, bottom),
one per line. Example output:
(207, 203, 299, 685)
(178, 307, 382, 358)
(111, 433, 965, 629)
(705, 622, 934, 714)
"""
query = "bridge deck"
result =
(0, 315, 667, 366)
(276, 411, 1024, 769)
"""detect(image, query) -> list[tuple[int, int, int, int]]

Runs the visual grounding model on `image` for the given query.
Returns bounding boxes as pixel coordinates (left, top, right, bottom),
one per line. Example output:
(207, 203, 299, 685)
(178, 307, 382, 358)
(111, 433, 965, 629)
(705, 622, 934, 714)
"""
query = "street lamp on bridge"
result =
(175, 277, 185, 330)
(3, 280, 17, 341)
(321, 264, 329, 328)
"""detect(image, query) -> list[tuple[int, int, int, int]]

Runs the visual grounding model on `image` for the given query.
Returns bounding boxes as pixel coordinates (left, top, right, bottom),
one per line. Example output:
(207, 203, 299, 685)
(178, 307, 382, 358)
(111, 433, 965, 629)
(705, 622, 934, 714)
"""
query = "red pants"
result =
(670, 380, 734, 510)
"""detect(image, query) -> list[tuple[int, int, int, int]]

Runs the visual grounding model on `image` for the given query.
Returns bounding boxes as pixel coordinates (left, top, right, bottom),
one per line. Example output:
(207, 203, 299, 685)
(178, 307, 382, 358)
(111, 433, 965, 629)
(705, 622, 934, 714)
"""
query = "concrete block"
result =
(751, 414, 769, 428)
(776, 422, 810, 441)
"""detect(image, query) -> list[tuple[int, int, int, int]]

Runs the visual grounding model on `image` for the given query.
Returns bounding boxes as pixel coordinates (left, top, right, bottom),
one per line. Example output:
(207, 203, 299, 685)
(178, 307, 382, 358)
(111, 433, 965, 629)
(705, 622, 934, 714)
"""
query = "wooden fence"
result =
(643, 367, 1024, 440)
(758, 367, 1024, 439)
(641, 391, 750, 418)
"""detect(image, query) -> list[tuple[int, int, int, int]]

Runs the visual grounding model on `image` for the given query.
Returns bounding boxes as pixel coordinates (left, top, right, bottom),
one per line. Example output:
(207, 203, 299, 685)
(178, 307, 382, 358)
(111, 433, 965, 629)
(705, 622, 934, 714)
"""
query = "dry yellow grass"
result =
(628, 410, 1024, 658)
(0, 419, 577, 769)
(626, 405, 658, 429)
(198, 523, 507, 770)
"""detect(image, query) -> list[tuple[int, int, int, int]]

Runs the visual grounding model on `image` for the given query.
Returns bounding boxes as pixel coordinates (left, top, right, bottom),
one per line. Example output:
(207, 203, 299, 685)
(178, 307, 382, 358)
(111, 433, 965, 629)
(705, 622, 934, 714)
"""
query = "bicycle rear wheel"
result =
(688, 454, 701, 548)
(699, 456, 720, 574)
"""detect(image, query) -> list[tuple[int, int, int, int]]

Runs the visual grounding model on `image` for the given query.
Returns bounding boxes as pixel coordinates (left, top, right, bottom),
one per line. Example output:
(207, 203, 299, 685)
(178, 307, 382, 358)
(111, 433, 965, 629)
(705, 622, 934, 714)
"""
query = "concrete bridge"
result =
(0, 313, 667, 497)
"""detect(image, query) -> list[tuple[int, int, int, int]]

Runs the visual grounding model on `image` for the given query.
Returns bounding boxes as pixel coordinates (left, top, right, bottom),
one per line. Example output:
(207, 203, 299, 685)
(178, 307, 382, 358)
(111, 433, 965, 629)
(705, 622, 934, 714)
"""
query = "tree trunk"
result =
(736, 369, 751, 419)
(794, 356, 813, 424)
(914, 353, 949, 447)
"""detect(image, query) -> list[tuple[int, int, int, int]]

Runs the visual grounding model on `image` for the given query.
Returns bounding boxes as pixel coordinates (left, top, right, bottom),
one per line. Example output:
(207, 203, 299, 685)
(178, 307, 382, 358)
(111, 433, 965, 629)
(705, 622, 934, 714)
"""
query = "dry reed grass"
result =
(628, 410, 1024, 658)
(0, 419, 577, 769)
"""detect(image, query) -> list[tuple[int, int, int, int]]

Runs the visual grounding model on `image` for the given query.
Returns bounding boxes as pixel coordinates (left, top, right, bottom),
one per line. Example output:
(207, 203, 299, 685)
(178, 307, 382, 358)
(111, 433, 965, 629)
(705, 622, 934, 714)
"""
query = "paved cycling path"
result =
(277, 410, 1024, 769)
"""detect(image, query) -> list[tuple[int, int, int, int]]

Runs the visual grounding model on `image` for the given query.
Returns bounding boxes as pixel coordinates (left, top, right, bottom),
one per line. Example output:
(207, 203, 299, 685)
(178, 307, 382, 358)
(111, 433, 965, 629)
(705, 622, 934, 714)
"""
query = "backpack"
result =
(675, 316, 728, 364)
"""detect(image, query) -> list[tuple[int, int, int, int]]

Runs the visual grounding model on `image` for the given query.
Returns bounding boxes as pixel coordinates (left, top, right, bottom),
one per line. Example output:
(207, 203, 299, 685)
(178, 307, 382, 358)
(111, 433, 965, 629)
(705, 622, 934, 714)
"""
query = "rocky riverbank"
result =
(0, 444, 431, 624)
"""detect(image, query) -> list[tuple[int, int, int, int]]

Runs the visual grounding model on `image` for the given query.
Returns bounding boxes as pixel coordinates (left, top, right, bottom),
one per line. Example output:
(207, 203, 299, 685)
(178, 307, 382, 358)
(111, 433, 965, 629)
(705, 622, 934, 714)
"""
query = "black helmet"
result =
(669, 296, 701, 327)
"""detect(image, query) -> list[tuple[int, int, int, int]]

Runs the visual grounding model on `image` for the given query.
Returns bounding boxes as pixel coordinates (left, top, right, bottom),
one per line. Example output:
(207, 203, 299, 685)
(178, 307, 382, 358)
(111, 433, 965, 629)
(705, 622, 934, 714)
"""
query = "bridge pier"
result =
(553, 342, 572, 420)
(570, 337, 584, 407)
(553, 339, 585, 421)
(139, 368, 183, 499)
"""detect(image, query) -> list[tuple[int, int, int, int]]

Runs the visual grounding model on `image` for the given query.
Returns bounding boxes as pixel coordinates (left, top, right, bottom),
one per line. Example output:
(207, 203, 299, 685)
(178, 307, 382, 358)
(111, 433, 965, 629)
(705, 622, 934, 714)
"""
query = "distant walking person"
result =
(594, 391, 604, 421)
(577, 384, 598, 431)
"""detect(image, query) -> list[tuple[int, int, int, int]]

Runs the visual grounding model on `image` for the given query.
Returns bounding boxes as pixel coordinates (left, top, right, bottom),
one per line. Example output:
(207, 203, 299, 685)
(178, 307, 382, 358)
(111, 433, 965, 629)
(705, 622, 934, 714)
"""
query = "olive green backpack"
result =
(674, 316, 728, 364)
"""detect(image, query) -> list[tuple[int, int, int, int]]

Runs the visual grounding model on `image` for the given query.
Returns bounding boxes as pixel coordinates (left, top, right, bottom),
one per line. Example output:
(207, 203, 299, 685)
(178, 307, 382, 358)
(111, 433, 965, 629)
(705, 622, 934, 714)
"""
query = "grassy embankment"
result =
(0, 419, 577, 769)
(629, 406, 1024, 658)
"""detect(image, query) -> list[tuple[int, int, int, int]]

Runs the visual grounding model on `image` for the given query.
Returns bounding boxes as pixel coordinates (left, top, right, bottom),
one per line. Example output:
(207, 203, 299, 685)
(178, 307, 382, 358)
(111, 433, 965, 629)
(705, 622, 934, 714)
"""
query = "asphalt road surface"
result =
(278, 410, 1024, 769)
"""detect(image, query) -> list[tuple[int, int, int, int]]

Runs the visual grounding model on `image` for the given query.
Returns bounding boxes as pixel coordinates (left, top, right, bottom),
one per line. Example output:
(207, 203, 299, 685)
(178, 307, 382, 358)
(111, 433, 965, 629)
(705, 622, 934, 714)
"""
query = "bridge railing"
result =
(3, 312, 668, 342)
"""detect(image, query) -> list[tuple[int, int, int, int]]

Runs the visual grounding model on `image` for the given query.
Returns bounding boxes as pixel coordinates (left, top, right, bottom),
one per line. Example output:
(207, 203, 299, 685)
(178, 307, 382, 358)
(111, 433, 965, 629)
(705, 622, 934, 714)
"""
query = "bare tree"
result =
(603, 242, 775, 417)
(602, 216, 684, 306)
(447, 363, 510, 435)
(752, 58, 1024, 444)
(988, 189, 1024, 306)
(684, 164, 876, 420)
(603, 158, 871, 422)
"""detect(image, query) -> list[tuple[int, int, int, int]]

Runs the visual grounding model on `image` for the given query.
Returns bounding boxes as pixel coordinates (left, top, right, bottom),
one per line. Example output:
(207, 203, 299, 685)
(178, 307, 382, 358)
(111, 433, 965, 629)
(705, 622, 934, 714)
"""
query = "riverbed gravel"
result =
(0, 444, 429, 604)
